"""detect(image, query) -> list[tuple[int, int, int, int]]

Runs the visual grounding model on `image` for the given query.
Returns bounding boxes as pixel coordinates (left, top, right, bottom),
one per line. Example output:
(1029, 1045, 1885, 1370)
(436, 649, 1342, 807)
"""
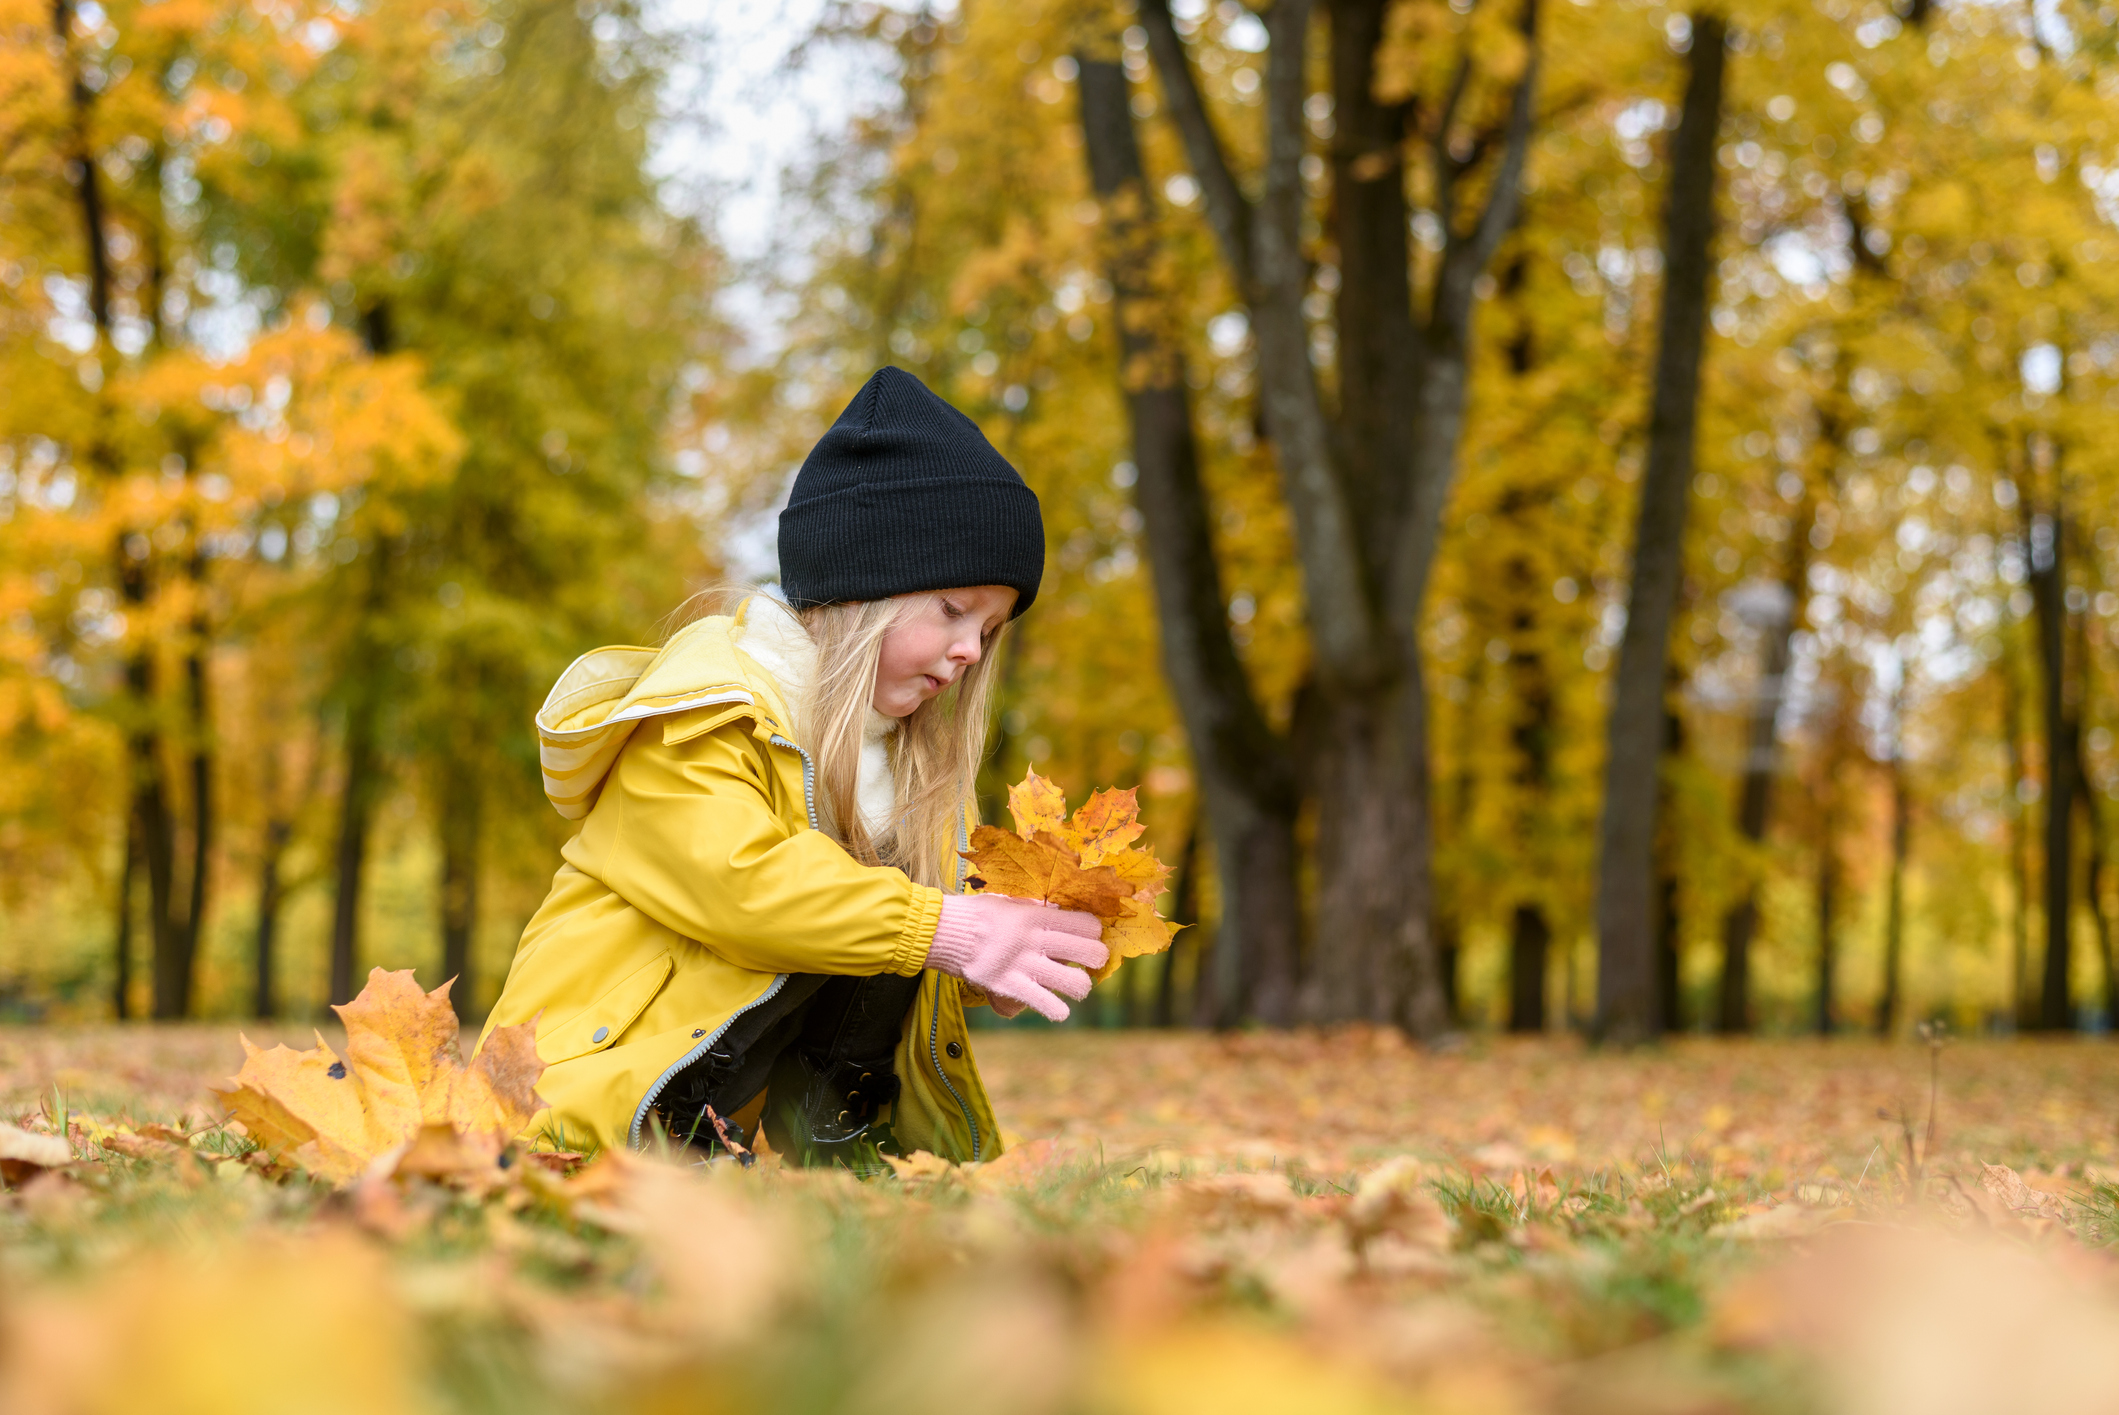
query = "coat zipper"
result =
(627, 733, 820, 1150)
(928, 970, 980, 1162)
(929, 808, 980, 1162)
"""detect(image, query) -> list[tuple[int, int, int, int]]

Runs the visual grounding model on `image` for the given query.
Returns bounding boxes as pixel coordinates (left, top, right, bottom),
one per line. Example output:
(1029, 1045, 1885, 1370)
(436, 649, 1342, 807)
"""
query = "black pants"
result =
(653, 971, 921, 1161)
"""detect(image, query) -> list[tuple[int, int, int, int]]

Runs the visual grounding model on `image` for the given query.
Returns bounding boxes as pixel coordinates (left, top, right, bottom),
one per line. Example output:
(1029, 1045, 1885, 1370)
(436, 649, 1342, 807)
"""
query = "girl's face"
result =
(872, 585, 1017, 717)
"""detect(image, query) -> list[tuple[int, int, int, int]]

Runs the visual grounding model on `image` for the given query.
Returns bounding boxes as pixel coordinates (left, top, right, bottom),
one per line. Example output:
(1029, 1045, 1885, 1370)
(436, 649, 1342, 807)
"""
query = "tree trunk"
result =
(2076, 604, 2116, 1028)
(1595, 10, 1726, 1044)
(113, 815, 137, 1020)
(118, 544, 182, 1021)
(2082, 763, 2117, 1029)
(1509, 905, 1550, 1032)
(63, 0, 178, 1023)
(1159, 821, 1199, 1028)
(1074, 51, 1303, 1027)
(1877, 735, 1910, 1037)
(1815, 743, 1841, 1035)
(254, 818, 288, 1019)
(1656, 848, 1682, 1033)
(165, 553, 214, 1019)
(330, 693, 381, 1006)
(2001, 613, 2033, 1028)
(1718, 507, 1807, 1033)
(55, 0, 113, 341)
(439, 783, 481, 1020)
(1140, 0, 1537, 1038)
(2027, 500, 2076, 1030)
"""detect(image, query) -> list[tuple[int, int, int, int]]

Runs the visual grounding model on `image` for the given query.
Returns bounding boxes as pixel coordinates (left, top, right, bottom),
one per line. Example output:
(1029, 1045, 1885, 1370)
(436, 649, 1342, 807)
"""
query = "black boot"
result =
(763, 972, 921, 1171)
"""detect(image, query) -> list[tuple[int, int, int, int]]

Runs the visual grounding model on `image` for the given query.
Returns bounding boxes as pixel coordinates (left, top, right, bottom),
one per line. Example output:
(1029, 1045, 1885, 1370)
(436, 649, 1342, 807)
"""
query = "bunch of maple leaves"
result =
(960, 770, 1182, 984)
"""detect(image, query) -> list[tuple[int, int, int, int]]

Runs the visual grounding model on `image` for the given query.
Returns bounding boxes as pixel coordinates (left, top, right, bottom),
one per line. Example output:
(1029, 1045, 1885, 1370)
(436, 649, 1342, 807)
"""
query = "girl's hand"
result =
(926, 894, 1108, 1023)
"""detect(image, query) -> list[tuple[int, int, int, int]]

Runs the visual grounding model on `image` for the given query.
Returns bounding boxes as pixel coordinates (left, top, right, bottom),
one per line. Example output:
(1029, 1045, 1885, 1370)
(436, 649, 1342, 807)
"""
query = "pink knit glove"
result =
(926, 894, 1109, 1023)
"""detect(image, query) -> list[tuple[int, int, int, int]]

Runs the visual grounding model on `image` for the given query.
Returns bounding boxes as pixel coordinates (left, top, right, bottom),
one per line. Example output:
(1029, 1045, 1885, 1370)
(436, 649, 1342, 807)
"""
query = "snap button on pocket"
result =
(591, 1026, 609, 1043)
(692, 1028, 707, 1039)
(944, 1041, 963, 1059)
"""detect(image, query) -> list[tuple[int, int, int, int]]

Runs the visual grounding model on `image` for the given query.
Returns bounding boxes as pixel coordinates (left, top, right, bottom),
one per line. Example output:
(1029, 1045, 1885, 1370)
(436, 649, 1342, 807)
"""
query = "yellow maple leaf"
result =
(1007, 769, 1069, 839)
(1089, 897, 1183, 984)
(965, 772, 1184, 985)
(214, 968, 544, 1186)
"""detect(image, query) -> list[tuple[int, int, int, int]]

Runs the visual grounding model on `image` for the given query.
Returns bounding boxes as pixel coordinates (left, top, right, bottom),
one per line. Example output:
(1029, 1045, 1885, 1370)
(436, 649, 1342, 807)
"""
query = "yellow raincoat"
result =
(480, 600, 1002, 1161)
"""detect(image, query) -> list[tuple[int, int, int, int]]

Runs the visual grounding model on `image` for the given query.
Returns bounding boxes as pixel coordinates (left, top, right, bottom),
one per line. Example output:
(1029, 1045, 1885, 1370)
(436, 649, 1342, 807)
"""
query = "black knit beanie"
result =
(777, 367, 1045, 617)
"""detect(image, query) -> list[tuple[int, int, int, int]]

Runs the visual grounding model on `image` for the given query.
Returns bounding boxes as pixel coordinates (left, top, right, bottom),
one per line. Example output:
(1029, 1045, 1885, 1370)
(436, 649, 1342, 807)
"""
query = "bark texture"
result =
(1595, 11, 1725, 1044)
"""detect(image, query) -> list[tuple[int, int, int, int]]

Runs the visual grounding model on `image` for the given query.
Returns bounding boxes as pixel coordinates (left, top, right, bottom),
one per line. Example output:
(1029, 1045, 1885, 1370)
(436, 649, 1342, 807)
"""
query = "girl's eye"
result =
(941, 599, 965, 618)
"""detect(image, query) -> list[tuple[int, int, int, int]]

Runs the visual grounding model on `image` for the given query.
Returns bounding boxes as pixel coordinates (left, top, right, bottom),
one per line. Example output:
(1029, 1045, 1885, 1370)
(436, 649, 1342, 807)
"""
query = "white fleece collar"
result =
(736, 598, 899, 837)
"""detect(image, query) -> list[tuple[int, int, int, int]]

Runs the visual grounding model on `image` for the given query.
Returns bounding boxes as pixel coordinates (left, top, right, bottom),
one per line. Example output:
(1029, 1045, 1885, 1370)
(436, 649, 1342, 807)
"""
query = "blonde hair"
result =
(662, 587, 1007, 889)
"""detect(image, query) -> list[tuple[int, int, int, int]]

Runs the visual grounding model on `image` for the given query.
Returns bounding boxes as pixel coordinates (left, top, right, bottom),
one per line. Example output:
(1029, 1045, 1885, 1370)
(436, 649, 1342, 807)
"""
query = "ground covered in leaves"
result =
(3, 1026, 2118, 1414)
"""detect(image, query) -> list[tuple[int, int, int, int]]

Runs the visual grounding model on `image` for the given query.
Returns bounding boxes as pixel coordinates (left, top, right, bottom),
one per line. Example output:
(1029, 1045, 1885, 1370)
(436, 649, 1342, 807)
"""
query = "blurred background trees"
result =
(5, 0, 2119, 1041)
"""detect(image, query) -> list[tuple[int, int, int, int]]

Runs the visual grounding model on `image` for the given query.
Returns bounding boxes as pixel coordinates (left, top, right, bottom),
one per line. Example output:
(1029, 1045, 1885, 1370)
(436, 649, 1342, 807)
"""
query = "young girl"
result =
(481, 367, 1105, 1164)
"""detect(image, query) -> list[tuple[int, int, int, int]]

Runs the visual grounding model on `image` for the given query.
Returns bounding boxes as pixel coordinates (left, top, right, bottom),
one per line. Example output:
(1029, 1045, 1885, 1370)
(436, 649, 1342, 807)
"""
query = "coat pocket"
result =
(536, 952, 675, 1065)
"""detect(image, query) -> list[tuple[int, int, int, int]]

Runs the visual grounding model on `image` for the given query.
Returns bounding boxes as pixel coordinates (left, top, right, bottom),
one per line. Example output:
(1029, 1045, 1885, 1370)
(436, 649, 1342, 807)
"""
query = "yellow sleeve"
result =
(562, 718, 942, 977)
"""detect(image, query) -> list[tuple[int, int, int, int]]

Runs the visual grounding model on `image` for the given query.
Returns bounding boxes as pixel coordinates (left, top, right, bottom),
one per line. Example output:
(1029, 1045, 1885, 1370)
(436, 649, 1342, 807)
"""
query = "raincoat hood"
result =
(535, 600, 810, 822)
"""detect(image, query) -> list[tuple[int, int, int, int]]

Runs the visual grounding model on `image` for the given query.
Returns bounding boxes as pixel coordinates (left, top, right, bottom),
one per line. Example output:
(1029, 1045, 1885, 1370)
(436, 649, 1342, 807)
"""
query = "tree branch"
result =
(1434, 0, 1541, 338)
(1138, 0, 1256, 285)
(1430, 52, 1474, 236)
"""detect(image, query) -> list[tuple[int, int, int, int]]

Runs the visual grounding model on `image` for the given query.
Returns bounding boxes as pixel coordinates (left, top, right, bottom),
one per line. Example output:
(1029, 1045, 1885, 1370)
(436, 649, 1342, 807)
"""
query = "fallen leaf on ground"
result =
(883, 1150, 960, 1187)
(212, 968, 544, 1186)
(1711, 1203, 1854, 1240)
(1980, 1162, 2070, 1222)
(0, 1122, 72, 1183)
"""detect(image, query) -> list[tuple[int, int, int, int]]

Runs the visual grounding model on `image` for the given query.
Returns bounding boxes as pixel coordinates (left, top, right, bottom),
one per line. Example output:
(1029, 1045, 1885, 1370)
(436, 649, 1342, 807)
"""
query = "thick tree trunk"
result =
(2027, 503, 2076, 1030)
(1595, 11, 1725, 1044)
(330, 693, 381, 1006)
(1327, 0, 1418, 570)
(1304, 680, 1449, 1031)
(113, 815, 137, 1020)
(1140, 0, 1535, 1038)
(1075, 53, 1304, 1027)
(439, 784, 481, 1019)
